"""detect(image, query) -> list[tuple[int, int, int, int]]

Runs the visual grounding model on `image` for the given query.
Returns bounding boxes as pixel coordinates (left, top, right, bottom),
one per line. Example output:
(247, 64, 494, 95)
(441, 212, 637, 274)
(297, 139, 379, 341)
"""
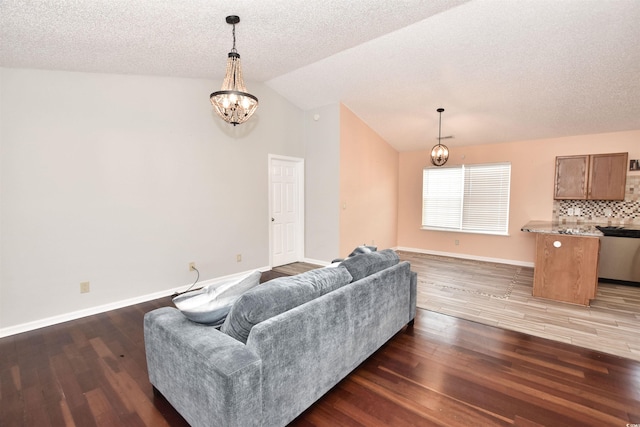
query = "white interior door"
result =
(269, 155, 304, 267)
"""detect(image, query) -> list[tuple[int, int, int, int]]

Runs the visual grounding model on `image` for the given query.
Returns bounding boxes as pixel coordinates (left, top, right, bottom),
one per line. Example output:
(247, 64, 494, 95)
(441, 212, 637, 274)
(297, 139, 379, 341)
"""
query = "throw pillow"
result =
(347, 245, 377, 257)
(331, 245, 377, 263)
(339, 248, 399, 282)
(221, 266, 353, 343)
(172, 270, 262, 326)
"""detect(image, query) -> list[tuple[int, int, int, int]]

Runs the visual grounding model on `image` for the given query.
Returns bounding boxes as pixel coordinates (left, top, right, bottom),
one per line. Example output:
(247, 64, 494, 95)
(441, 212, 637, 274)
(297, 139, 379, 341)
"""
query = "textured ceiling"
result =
(2, 0, 640, 151)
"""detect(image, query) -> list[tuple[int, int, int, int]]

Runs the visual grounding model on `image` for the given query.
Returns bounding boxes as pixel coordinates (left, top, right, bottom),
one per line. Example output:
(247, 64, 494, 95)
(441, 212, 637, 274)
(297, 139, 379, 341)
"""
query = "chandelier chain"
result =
(231, 22, 237, 53)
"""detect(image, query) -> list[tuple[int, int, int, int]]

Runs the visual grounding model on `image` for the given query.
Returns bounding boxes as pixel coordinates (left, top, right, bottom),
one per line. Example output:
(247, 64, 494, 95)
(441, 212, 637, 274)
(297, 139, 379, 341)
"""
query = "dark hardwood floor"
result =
(1, 270, 639, 426)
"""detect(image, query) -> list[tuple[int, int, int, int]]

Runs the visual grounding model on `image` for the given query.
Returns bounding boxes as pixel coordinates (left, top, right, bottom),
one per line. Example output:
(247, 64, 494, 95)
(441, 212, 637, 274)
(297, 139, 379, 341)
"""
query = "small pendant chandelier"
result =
(430, 108, 449, 166)
(210, 15, 258, 126)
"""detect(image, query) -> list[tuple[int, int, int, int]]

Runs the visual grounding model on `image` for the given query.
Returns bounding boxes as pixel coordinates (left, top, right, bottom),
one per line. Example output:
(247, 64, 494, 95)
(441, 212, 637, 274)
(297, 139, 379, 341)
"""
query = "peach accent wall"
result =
(398, 130, 640, 264)
(339, 104, 399, 257)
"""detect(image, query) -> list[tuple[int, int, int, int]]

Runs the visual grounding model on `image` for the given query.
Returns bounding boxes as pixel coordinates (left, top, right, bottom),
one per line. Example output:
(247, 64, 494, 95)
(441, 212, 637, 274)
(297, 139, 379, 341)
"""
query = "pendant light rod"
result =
(437, 107, 444, 144)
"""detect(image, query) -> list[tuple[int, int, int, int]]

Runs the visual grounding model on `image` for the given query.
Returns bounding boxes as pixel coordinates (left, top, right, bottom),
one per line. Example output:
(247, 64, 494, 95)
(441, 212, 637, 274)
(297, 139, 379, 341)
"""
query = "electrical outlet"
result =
(189, 262, 196, 271)
(455, 239, 460, 246)
(236, 254, 242, 262)
(80, 281, 90, 293)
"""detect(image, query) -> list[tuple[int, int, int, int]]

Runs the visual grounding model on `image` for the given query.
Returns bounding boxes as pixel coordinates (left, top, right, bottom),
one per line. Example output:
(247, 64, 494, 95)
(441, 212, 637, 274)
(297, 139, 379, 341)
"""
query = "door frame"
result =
(268, 154, 305, 267)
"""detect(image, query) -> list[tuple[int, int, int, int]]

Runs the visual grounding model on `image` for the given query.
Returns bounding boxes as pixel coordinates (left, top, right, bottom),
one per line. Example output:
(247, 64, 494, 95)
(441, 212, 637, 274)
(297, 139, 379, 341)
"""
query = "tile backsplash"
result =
(553, 174, 640, 225)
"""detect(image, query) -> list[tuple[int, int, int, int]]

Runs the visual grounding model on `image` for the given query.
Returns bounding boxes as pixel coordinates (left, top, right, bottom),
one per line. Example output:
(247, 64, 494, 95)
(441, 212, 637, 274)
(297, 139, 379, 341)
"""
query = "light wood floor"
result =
(398, 251, 640, 362)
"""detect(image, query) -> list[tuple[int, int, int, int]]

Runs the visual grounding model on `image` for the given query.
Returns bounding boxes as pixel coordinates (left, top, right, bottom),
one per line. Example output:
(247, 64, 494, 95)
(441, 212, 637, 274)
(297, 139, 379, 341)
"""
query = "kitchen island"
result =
(521, 221, 601, 306)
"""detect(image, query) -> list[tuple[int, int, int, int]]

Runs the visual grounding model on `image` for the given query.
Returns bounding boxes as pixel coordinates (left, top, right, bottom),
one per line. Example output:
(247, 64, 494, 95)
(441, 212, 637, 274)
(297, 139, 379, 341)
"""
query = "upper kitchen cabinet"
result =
(588, 153, 628, 200)
(554, 155, 589, 199)
(554, 152, 628, 200)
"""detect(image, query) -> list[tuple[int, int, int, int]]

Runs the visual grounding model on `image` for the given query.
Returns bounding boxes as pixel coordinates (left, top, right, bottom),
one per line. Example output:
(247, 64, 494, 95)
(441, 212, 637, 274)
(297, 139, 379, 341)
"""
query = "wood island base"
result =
(532, 233, 600, 306)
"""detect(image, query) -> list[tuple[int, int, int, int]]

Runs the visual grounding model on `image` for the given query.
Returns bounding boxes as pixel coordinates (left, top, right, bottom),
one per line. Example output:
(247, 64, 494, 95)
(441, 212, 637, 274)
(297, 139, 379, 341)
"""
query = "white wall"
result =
(303, 105, 341, 262)
(0, 67, 305, 332)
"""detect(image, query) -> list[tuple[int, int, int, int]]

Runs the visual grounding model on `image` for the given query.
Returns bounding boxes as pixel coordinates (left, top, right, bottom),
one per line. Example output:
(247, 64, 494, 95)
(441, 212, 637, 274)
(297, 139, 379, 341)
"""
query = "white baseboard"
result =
(395, 246, 535, 268)
(0, 266, 270, 339)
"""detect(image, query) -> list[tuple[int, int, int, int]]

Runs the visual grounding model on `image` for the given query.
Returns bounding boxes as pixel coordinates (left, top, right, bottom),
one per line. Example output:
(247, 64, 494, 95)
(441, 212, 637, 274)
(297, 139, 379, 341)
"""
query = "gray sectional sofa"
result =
(144, 249, 417, 427)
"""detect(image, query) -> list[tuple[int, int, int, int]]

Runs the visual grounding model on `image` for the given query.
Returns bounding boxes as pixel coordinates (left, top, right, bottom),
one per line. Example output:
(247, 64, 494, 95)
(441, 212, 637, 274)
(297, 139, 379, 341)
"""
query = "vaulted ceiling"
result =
(2, 0, 639, 151)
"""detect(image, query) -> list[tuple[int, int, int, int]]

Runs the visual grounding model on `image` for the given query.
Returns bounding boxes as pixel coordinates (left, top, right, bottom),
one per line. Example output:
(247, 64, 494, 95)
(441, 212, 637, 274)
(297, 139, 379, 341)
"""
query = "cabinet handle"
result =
(553, 241, 562, 248)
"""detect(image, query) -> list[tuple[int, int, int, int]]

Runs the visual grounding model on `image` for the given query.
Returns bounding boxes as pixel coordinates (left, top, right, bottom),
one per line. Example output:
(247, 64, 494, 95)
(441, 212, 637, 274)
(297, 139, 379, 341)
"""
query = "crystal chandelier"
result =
(430, 108, 449, 166)
(210, 15, 258, 126)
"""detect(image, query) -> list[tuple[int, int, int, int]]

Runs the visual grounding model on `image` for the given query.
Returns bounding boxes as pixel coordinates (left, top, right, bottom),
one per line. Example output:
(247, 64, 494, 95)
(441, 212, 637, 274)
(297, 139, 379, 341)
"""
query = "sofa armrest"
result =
(144, 307, 261, 427)
(410, 269, 417, 321)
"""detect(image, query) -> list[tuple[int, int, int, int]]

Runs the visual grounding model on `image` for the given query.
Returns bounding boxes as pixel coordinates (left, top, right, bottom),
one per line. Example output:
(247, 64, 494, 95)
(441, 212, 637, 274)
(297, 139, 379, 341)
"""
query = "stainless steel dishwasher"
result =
(596, 226, 640, 286)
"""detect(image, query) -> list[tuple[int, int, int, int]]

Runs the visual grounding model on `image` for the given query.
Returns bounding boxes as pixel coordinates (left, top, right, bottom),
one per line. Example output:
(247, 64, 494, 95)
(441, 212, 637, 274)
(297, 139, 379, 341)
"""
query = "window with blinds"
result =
(422, 162, 511, 235)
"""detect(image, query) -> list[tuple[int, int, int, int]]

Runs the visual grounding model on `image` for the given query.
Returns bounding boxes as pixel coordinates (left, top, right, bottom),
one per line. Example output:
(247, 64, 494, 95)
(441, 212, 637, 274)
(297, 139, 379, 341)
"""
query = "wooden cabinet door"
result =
(588, 152, 628, 200)
(554, 155, 589, 199)
(533, 233, 599, 306)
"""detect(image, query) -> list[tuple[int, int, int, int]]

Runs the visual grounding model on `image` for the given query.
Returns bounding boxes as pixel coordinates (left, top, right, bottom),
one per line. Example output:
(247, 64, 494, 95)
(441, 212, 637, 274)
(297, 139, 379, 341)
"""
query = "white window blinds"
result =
(422, 162, 511, 235)
(422, 166, 463, 229)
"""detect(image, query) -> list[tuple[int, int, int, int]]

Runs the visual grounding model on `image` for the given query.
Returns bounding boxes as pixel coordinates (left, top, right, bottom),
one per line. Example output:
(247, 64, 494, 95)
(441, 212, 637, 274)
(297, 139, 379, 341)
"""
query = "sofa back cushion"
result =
(221, 266, 353, 343)
(339, 249, 399, 282)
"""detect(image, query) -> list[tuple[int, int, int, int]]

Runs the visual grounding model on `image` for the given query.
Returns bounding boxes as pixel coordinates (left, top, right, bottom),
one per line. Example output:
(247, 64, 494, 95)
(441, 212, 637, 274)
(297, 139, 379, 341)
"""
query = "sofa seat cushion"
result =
(221, 266, 353, 343)
(339, 249, 399, 282)
(172, 270, 262, 326)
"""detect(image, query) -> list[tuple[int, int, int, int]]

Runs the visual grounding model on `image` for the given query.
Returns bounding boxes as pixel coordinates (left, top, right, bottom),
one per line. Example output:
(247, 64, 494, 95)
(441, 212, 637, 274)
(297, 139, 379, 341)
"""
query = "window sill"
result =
(420, 226, 510, 237)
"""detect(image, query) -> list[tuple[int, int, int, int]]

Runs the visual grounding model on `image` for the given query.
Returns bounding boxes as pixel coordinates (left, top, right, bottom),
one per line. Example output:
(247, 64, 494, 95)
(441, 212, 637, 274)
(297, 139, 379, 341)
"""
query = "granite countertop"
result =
(521, 220, 604, 236)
